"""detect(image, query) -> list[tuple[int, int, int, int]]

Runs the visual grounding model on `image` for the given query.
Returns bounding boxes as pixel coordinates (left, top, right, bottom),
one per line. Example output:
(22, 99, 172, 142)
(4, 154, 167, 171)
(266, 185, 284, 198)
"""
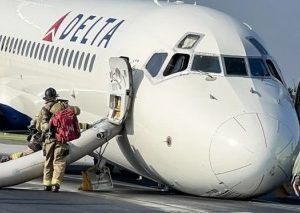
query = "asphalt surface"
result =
(0, 175, 300, 213)
(1, 139, 300, 212)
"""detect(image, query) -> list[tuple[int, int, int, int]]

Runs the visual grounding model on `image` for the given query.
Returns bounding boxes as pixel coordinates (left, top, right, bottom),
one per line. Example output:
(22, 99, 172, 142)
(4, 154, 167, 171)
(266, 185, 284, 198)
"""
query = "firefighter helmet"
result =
(43, 87, 58, 101)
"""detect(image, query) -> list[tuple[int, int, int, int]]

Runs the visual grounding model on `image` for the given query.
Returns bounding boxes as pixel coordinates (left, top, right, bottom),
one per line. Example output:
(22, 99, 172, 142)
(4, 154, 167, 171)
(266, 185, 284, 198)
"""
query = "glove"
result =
(26, 134, 32, 142)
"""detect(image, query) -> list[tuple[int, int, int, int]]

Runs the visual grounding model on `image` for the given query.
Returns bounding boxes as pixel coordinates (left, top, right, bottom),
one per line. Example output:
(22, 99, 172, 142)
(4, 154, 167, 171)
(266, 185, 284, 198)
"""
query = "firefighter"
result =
(0, 117, 44, 163)
(9, 119, 43, 160)
(40, 87, 80, 192)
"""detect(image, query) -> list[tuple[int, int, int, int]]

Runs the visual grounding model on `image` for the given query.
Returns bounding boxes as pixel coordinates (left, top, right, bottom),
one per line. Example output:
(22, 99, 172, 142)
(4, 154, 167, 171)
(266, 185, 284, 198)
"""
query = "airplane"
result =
(0, 0, 299, 198)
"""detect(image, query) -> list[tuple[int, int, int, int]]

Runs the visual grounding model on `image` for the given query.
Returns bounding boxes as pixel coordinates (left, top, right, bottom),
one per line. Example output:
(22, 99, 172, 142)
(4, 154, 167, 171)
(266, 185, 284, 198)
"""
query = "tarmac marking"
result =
(20, 178, 210, 213)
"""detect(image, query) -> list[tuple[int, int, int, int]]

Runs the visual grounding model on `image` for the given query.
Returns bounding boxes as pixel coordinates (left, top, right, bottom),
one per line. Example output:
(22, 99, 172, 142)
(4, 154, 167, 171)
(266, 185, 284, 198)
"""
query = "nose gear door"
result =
(108, 57, 133, 125)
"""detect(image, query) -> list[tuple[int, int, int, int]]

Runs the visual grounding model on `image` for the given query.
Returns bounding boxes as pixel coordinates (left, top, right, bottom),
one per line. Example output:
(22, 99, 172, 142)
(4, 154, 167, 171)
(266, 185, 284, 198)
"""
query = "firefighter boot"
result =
(0, 156, 10, 163)
(43, 186, 52, 191)
(52, 185, 60, 192)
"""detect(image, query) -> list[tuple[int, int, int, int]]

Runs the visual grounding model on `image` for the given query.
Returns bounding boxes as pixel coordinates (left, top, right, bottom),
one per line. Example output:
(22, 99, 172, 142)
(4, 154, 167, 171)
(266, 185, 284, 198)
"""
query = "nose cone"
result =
(209, 113, 299, 198)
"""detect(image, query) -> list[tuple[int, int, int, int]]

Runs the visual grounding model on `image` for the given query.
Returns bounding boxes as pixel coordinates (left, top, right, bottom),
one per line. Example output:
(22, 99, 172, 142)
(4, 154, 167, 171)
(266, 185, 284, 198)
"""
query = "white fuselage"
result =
(0, 0, 299, 198)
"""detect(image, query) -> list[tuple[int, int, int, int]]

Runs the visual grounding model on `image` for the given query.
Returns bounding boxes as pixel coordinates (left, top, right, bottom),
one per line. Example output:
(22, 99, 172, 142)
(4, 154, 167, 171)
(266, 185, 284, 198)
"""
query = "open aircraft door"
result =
(108, 57, 133, 125)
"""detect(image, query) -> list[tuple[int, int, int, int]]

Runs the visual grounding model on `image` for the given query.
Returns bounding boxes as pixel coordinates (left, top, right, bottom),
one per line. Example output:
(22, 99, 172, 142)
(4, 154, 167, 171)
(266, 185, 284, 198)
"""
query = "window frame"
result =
(222, 55, 250, 77)
(175, 32, 204, 50)
(265, 58, 285, 84)
(190, 52, 223, 75)
(163, 53, 191, 77)
(145, 52, 168, 77)
(247, 56, 271, 79)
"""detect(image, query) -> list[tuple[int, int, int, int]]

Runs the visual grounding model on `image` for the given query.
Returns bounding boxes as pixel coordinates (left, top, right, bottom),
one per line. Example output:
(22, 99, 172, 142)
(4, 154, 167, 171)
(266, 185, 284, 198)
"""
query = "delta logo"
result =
(43, 12, 125, 48)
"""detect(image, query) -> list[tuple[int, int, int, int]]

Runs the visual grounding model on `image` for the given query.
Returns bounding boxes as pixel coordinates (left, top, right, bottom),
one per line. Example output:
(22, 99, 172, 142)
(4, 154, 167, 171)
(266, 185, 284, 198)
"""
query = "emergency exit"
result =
(108, 57, 133, 125)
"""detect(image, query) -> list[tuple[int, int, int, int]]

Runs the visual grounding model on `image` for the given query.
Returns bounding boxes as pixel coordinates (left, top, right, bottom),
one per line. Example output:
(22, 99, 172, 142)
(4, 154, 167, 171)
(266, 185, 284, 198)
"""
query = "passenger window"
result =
(224, 57, 248, 76)
(5, 37, 11, 52)
(58, 48, 64, 65)
(78, 52, 85, 70)
(25, 41, 31, 57)
(249, 58, 270, 77)
(13, 38, 18, 54)
(17, 39, 23, 55)
(43, 45, 49, 61)
(89, 54, 96, 72)
(1, 36, 6, 51)
(63, 49, 69, 66)
(192, 55, 221, 73)
(266, 59, 283, 83)
(53, 47, 59, 63)
(146, 53, 168, 77)
(34, 43, 40, 59)
(163, 53, 190, 76)
(21, 40, 27, 56)
(84, 53, 90, 71)
(48, 46, 54, 62)
(68, 50, 74, 67)
(73, 51, 80, 68)
(30, 42, 36, 58)
(39, 44, 45, 60)
(9, 38, 14, 53)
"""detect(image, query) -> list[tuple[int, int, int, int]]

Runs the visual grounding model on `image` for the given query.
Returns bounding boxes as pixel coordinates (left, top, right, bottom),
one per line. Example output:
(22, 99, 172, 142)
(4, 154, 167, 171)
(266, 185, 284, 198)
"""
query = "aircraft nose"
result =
(209, 113, 298, 198)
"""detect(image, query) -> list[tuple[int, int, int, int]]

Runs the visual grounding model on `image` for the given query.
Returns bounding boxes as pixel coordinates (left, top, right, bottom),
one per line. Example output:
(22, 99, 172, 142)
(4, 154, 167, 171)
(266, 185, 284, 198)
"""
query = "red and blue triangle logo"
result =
(43, 12, 71, 42)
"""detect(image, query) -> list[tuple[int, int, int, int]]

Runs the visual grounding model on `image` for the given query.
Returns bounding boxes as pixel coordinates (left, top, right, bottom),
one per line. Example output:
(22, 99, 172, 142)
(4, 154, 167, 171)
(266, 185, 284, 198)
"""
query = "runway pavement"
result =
(1, 138, 300, 212)
(1, 175, 300, 213)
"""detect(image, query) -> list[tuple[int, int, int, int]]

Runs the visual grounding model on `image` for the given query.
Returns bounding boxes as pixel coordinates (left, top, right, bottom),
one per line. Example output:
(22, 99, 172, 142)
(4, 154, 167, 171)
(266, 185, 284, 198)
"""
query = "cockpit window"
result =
(163, 53, 190, 76)
(146, 53, 168, 77)
(248, 58, 270, 77)
(191, 55, 221, 73)
(248, 38, 268, 55)
(266, 59, 283, 83)
(178, 34, 201, 49)
(224, 57, 248, 76)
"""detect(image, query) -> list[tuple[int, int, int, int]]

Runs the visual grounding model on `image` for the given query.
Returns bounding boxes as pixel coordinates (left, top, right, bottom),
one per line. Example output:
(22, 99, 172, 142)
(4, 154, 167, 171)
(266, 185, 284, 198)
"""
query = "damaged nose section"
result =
(209, 113, 298, 198)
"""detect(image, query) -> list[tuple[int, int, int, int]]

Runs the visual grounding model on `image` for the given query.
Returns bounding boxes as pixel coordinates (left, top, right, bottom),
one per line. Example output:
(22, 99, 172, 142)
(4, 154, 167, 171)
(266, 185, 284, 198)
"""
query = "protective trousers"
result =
(10, 147, 35, 160)
(43, 140, 69, 186)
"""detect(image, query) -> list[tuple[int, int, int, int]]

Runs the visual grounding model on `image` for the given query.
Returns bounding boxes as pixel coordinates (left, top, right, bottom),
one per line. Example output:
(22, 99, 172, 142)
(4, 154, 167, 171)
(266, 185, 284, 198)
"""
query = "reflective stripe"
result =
(9, 152, 22, 160)
(51, 178, 61, 186)
(79, 123, 90, 130)
(43, 179, 51, 186)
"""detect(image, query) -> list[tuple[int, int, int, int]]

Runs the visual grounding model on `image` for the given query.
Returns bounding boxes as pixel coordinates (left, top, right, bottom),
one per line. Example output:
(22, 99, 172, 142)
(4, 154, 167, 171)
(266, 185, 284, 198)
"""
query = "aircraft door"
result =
(108, 57, 133, 125)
